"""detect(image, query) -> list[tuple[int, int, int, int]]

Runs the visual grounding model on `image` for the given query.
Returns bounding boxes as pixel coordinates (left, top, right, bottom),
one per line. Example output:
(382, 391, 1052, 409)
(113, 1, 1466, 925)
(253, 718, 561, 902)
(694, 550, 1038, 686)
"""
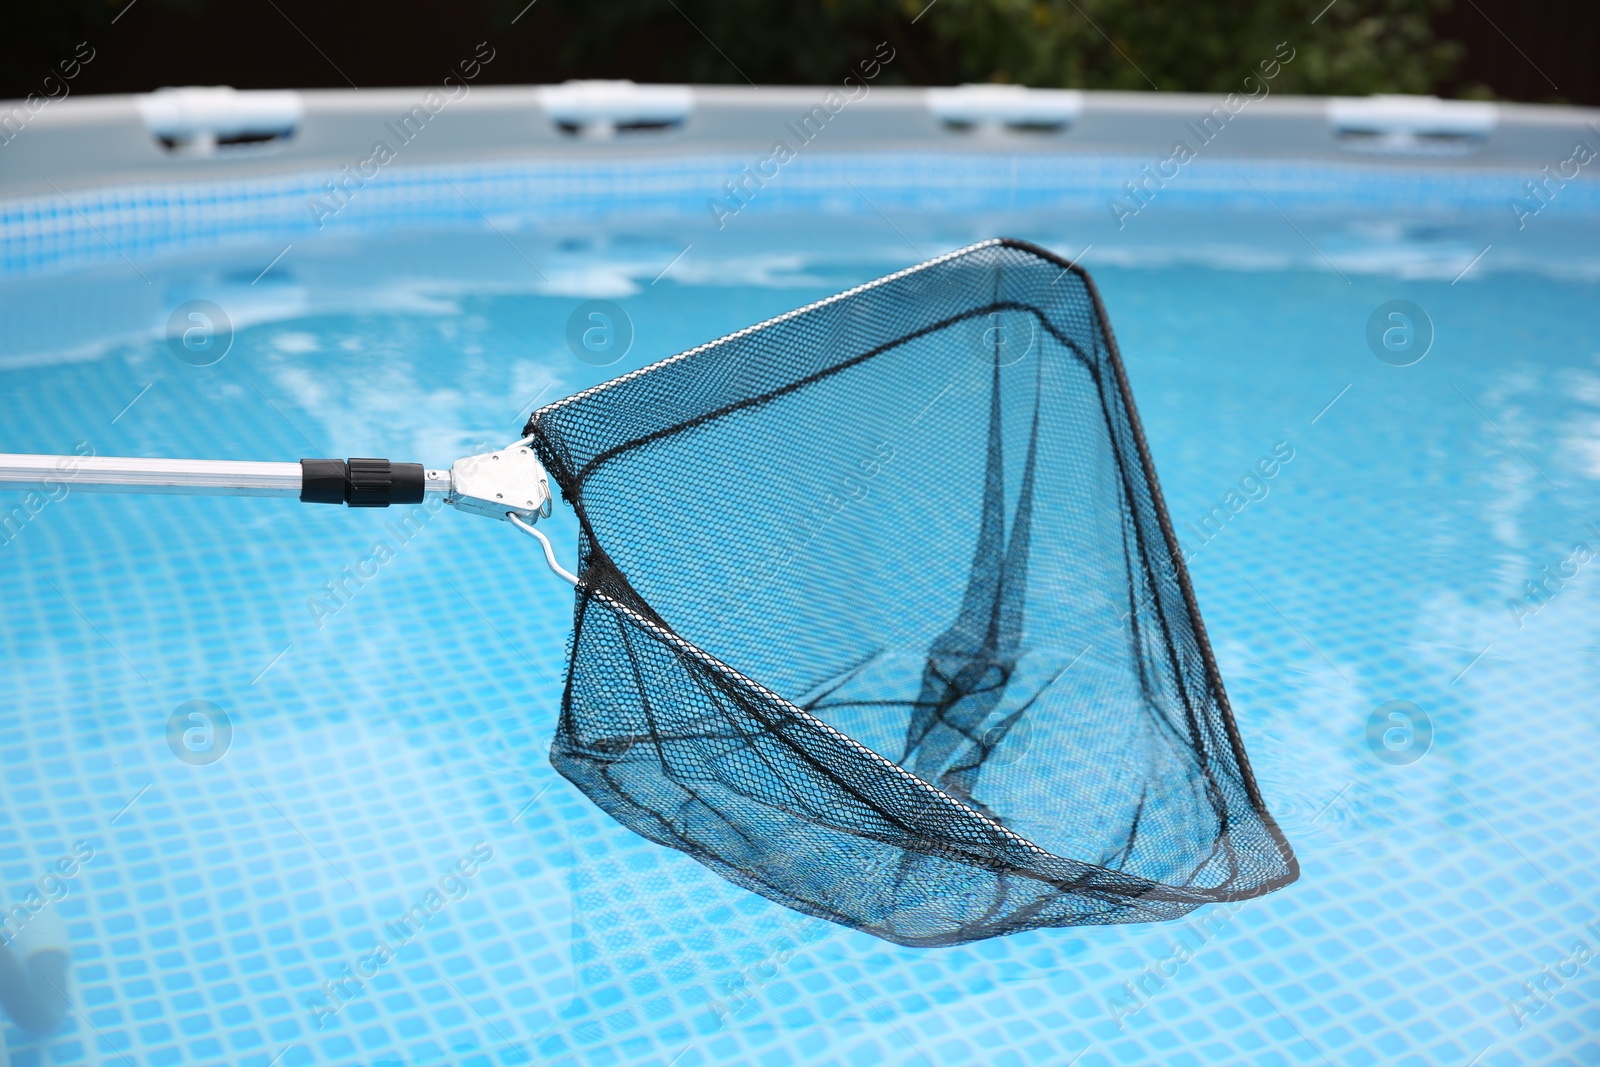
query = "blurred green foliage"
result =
(3, 0, 1467, 98)
(491, 0, 1464, 94)
(912, 0, 1464, 94)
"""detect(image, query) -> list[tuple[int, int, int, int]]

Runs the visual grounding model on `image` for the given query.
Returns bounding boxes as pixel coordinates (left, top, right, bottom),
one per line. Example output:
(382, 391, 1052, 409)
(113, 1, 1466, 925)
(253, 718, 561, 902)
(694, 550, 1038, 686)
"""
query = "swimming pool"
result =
(2, 89, 1600, 1067)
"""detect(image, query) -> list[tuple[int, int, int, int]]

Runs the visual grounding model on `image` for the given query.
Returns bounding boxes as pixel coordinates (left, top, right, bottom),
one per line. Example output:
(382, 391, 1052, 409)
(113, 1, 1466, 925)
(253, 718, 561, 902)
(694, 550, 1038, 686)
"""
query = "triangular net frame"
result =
(525, 239, 1297, 947)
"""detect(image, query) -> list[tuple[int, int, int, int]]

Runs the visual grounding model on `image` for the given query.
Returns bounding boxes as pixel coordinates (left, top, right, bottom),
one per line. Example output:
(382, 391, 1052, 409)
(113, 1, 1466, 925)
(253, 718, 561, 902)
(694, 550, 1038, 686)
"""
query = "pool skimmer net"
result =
(0, 239, 1296, 947)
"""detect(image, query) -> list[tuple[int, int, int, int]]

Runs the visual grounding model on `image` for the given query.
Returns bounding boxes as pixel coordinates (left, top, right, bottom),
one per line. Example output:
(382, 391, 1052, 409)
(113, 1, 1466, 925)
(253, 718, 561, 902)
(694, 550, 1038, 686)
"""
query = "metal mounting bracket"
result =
(446, 442, 552, 523)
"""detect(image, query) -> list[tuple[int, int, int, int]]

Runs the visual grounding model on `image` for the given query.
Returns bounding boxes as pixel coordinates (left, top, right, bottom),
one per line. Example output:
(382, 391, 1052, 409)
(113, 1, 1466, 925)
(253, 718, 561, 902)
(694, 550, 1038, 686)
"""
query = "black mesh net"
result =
(524, 239, 1297, 947)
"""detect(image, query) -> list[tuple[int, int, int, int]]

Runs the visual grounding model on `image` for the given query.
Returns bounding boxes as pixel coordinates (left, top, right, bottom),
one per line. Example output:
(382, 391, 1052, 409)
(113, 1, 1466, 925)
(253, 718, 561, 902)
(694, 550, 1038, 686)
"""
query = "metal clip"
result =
(447, 443, 551, 523)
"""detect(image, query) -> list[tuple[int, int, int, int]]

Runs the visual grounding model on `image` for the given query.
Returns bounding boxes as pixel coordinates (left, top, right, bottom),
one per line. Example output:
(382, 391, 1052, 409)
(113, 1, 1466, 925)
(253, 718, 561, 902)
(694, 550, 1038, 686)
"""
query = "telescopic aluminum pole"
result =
(0, 444, 576, 582)
(0, 446, 546, 518)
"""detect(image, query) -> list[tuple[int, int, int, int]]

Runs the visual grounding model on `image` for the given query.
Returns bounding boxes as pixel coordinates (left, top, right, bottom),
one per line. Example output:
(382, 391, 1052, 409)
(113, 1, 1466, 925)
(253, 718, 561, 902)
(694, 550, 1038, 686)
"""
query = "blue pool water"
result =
(2, 152, 1599, 1067)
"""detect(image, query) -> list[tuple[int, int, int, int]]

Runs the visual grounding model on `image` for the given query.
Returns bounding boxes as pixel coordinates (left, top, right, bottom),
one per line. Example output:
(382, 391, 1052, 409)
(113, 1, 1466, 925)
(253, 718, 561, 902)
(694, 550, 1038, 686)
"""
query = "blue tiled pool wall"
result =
(1, 149, 1599, 1067)
(6, 150, 1600, 277)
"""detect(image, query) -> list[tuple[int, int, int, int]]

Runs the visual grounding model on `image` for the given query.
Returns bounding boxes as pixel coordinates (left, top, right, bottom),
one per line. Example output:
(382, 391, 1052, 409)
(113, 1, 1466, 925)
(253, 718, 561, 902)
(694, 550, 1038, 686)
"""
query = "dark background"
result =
(3, 0, 1595, 105)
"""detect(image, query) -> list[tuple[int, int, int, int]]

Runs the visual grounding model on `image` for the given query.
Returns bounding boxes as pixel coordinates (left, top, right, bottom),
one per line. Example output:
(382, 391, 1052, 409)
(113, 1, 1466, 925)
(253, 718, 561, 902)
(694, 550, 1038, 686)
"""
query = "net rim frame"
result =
(525, 236, 1300, 903)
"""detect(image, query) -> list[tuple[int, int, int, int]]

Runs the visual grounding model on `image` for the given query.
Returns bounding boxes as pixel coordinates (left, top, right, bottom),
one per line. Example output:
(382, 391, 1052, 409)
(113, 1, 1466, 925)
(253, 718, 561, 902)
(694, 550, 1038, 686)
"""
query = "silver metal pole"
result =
(0, 454, 451, 498)
(0, 454, 301, 497)
(0, 444, 568, 574)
